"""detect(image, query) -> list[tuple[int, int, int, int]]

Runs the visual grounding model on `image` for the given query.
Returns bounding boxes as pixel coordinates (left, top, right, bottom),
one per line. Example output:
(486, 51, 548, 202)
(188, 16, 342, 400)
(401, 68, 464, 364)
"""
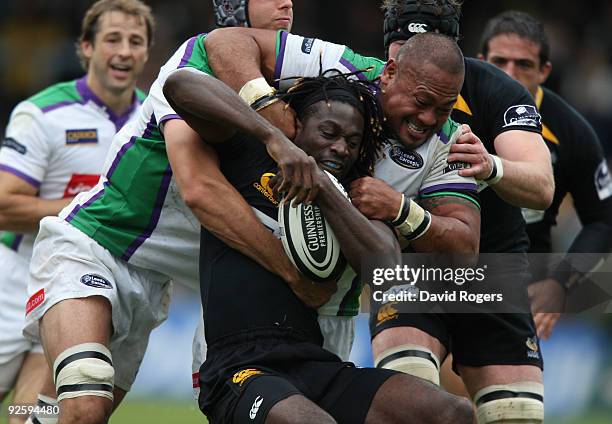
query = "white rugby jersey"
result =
(0, 77, 145, 260)
(273, 32, 479, 316)
(59, 35, 213, 291)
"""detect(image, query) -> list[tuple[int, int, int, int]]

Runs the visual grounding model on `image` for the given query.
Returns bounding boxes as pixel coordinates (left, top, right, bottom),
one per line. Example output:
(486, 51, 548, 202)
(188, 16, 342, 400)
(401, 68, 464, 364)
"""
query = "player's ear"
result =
(380, 59, 397, 87)
(538, 61, 552, 84)
(81, 41, 94, 60)
(294, 118, 304, 138)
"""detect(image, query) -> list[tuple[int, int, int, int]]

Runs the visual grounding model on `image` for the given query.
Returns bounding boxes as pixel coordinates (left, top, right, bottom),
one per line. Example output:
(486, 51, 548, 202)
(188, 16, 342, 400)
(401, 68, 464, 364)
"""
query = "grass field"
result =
(2, 399, 611, 423)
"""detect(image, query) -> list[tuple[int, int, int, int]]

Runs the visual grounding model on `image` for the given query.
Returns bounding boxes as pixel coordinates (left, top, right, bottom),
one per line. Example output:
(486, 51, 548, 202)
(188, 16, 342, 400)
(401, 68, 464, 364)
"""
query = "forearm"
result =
(318, 180, 399, 271)
(489, 156, 554, 209)
(164, 71, 279, 143)
(0, 196, 72, 232)
(410, 215, 480, 254)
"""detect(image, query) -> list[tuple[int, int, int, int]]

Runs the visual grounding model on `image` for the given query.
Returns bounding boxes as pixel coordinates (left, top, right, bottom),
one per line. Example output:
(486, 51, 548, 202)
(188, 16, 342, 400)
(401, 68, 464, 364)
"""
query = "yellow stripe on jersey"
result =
(453, 95, 472, 116)
(536, 87, 559, 144)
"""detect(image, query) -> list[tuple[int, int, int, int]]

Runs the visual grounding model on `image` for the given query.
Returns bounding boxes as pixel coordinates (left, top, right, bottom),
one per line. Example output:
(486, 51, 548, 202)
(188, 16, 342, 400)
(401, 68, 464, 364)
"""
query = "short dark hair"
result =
(77, 0, 155, 71)
(279, 71, 387, 178)
(480, 11, 550, 66)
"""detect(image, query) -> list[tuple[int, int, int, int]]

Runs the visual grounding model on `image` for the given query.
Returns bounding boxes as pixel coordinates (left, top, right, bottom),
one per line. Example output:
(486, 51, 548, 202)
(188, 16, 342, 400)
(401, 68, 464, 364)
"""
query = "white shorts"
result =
(24, 217, 173, 391)
(0, 245, 43, 393)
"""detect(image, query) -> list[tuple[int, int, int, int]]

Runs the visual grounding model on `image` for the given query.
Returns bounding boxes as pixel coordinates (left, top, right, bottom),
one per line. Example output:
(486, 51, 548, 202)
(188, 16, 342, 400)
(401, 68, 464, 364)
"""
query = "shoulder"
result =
(26, 79, 81, 113)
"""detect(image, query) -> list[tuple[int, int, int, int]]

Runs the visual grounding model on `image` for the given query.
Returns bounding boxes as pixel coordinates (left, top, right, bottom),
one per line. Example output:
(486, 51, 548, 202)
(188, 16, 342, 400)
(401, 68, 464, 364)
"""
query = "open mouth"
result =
(320, 160, 344, 176)
(109, 63, 132, 77)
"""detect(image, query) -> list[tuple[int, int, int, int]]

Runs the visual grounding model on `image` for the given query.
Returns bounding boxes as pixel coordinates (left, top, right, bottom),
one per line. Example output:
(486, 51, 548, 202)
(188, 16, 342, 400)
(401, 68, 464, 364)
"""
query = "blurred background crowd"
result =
(0, 1, 610, 423)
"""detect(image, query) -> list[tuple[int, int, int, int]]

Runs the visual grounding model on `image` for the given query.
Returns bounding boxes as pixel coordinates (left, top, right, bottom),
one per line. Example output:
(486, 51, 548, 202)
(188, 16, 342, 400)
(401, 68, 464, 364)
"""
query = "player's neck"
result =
(86, 73, 135, 117)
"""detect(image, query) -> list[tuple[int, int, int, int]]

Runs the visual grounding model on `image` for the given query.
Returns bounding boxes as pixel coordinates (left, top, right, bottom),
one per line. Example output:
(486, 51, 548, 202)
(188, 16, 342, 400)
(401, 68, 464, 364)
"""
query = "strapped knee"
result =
(53, 343, 114, 402)
(474, 382, 544, 424)
(374, 344, 441, 385)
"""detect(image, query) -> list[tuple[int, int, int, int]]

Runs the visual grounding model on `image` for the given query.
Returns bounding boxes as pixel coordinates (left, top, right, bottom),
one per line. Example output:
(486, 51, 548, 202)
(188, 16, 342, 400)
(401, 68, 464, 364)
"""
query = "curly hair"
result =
(278, 70, 387, 178)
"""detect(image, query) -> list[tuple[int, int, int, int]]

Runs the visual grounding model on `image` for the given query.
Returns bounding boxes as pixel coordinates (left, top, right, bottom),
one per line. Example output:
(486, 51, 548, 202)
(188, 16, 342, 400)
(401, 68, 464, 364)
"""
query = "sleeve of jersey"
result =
(0, 101, 51, 189)
(151, 34, 214, 128)
(484, 66, 543, 140)
(273, 31, 384, 90)
(569, 120, 612, 224)
(418, 123, 480, 208)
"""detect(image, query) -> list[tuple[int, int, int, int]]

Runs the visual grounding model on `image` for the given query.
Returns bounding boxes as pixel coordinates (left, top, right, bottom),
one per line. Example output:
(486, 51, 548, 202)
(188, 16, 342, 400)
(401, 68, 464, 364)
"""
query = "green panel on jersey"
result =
(28, 80, 81, 110)
(135, 88, 147, 102)
(418, 191, 481, 209)
(0, 232, 18, 249)
(340, 48, 385, 81)
(338, 280, 363, 316)
(182, 34, 215, 77)
(441, 118, 460, 140)
(69, 125, 171, 259)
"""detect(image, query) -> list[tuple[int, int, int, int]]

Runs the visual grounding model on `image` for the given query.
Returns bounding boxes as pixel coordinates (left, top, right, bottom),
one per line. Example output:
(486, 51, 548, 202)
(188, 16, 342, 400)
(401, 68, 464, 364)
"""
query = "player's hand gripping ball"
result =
(279, 171, 347, 282)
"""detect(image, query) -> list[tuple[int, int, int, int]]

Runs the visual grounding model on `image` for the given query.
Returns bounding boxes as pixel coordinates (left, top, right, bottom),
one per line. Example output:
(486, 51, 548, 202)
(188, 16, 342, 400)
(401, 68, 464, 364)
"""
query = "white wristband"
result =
(238, 77, 276, 106)
(484, 154, 504, 185)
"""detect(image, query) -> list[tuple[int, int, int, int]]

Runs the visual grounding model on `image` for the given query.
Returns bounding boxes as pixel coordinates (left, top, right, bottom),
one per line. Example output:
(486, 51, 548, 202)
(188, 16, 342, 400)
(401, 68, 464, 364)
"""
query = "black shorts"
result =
(199, 330, 397, 424)
(370, 311, 543, 371)
(370, 254, 543, 371)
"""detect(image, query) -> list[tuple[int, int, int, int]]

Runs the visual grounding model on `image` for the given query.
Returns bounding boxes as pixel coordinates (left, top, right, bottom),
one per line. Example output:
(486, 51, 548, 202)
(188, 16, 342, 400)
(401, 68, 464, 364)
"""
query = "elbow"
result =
(181, 178, 216, 212)
(162, 73, 182, 106)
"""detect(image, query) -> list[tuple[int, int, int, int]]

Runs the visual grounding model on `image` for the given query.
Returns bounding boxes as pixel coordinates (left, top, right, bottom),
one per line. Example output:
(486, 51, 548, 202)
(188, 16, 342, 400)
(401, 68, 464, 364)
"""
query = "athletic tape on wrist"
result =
(484, 154, 504, 185)
(238, 77, 276, 106)
(393, 198, 431, 241)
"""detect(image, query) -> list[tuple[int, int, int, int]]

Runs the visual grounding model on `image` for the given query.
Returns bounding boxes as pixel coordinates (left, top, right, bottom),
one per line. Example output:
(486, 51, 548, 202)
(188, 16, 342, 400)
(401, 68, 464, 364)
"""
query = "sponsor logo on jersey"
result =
(249, 396, 264, 420)
(192, 372, 200, 389)
(233, 368, 263, 387)
(301, 37, 315, 54)
(376, 302, 399, 326)
(63, 174, 101, 198)
(389, 145, 424, 169)
(408, 23, 428, 33)
(26, 288, 45, 315)
(65, 129, 99, 144)
(443, 161, 470, 174)
(526, 336, 540, 359)
(80, 274, 113, 289)
(253, 172, 279, 205)
(1, 137, 27, 154)
(595, 159, 612, 200)
(502, 105, 541, 129)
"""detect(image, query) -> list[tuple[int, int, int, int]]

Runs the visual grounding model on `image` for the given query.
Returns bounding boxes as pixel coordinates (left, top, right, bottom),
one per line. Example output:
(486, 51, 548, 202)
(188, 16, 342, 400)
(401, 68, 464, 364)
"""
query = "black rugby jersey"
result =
(451, 58, 543, 253)
(199, 134, 323, 347)
(525, 86, 612, 280)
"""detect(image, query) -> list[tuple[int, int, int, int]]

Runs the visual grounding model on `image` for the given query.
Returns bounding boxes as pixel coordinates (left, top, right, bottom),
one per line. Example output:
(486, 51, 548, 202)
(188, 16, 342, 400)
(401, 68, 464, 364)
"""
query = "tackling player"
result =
(0, 1, 151, 423)
(186, 63, 473, 423)
(21, 2, 332, 424)
(479, 10, 612, 338)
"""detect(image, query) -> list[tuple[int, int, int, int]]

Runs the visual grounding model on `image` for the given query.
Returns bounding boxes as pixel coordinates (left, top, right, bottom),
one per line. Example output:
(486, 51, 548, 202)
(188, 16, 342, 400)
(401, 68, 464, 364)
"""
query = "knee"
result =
(438, 396, 474, 424)
(474, 382, 544, 424)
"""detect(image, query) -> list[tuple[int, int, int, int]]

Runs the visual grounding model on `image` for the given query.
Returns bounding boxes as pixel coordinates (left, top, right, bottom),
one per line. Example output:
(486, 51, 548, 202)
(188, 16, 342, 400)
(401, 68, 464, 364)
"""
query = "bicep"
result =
(493, 130, 550, 164)
(0, 171, 38, 198)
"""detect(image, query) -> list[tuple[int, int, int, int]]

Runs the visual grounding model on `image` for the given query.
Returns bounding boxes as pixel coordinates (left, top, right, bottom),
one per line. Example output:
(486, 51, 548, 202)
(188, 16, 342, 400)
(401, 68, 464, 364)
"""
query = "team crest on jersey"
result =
(1, 137, 27, 154)
(389, 145, 423, 169)
(253, 172, 279, 205)
(66, 129, 98, 144)
(595, 159, 612, 200)
(526, 336, 540, 359)
(301, 37, 315, 54)
(376, 302, 399, 326)
(80, 274, 113, 289)
(502, 105, 541, 129)
(232, 368, 263, 387)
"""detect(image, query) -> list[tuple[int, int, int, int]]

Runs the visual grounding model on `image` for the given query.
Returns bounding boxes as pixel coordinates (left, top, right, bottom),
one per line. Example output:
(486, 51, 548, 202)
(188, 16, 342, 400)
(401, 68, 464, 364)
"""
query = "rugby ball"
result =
(278, 171, 347, 283)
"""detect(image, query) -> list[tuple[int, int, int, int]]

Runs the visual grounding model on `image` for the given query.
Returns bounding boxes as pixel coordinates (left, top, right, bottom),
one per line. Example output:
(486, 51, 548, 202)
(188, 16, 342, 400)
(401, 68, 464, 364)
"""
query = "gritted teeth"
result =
(408, 122, 427, 133)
